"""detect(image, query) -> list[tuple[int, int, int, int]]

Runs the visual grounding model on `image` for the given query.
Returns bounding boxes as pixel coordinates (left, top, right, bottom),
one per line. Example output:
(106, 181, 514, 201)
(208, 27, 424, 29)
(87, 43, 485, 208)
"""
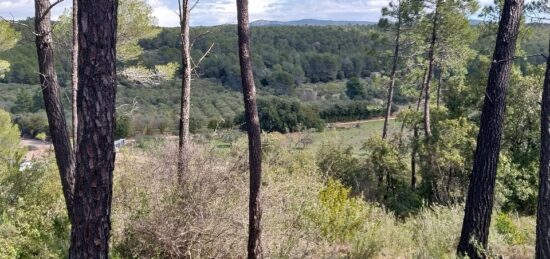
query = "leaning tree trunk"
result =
(34, 0, 75, 219)
(457, 0, 524, 257)
(71, 0, 79, 155)
(382, 6, 402, 140)
(237, 0, 263, 258)
(177, 0, 192, 182)
(69, 0, 118, 257)
(536, 37, 550, 259)
(422, 0, 440, 138)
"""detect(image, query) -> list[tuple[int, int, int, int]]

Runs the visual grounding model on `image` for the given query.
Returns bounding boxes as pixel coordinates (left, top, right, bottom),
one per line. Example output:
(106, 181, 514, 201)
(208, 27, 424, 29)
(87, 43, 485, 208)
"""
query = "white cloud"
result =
(0, 0, 527, 27)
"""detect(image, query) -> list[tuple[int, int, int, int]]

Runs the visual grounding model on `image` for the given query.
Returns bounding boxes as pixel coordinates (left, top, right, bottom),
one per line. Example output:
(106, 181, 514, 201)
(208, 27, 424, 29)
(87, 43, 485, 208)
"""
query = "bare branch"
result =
(190, 30, 211, 49)
(492, 54, 546, 64)
(39, 0, 65, 22)
(190, 0, 200, 12)
(192, 43, 214, 71)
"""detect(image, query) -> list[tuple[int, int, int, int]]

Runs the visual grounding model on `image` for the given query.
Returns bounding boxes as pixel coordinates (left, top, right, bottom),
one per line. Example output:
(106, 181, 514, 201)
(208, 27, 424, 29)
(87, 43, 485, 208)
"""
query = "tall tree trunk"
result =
(423, 0, 441, 138)
(536, 37, 550, 259)
(382, 2, 402, 140)
(436, 58, 443, 108)
(237, 0, 263, 257)
(177, 0, 192, 182)
(34, 0, 75, 219)
(411, 127, 418, 189)
(410, 70, 428, 188)
(457, 0, 523, 257)
(71, 0, 79, 155)
(69, 0, 118, 256)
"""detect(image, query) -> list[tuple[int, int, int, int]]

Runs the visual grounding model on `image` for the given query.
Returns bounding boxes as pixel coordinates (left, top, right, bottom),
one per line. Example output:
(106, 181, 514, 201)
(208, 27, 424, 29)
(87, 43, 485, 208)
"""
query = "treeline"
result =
(139, 25, 384, 92)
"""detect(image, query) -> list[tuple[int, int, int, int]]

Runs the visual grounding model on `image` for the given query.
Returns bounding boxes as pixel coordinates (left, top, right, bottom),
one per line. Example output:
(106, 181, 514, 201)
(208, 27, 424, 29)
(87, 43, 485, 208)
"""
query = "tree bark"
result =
(423, 0, 441, 138)
(411, 126, 418, 189)
(34, 0, 75, 220)
(72, 0, 79, 155)
(69, 0, 118, 257)
(436, 59, 443, 108)
(177, 0, 192, 182)
(457, 0, 523, 257)
(237, 0, 263, 258)
(536, 37, 550, 259)
(382, 2, 402, 140)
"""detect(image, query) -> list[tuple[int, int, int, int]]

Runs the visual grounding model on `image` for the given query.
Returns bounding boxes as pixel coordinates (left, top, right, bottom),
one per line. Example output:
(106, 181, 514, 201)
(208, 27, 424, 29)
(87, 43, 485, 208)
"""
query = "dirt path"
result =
(330, 117, 395, 128)
(20, 139, 53, 160)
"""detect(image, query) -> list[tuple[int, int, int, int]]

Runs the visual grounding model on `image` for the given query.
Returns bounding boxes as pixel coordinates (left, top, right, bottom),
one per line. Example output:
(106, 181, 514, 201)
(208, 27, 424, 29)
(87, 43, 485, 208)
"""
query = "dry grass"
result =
(110, 134, 536, 258)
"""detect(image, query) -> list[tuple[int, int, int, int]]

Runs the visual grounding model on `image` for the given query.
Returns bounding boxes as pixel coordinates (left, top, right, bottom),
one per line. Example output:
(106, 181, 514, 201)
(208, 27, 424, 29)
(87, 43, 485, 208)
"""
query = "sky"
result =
(0, 0, 498, 27)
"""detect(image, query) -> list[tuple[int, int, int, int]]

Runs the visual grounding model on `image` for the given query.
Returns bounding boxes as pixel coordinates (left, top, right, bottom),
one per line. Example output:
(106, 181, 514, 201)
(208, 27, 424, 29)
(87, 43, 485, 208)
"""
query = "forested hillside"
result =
(3, 21, 550, 136)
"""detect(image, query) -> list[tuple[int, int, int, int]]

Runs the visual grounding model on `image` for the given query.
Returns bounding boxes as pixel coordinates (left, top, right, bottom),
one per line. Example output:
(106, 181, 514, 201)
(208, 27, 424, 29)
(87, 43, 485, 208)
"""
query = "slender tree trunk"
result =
(536, 37, 550, 259)
(411, 127, 418, 189)
(34, 0, 75, 219)
(410, 70, 427, 188)
(69, 0, 118, 256)
(71, 0, 79, 155)
(416, 69, 428, 112)
(436, 60, 443, 108)
(382, 3, 402, 140)
(237, 0, 263, 257)
(423, 0, 440, 138)
(177, 0, 192, 182)
(457, 0, 523, 257)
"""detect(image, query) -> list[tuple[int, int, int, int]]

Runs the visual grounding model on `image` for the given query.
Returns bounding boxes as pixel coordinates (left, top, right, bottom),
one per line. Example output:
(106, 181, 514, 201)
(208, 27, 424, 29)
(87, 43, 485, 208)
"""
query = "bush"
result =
(35, 132, 47, 141)
(345, 77, 366, 100)
(0, 160, 70, 258)
(320, 101, 384, 123)
(495, 213, 527, 245)
(303, 179, 369, 242)
(235, 97, 324, 133)
(115, 116, 133, 138)
(13, 112, 49, 137)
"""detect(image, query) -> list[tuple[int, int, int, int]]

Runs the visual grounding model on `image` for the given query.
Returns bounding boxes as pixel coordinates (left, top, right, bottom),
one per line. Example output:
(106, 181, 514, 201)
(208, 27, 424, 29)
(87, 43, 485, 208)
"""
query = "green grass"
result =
(280, 118, 401, 153)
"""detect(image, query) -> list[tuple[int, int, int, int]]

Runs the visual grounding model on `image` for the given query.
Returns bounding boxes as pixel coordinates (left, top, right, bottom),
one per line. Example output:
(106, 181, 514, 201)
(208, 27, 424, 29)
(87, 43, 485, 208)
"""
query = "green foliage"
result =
(345, 77, 366, 100)
(35, 132, 47, 141)
(495, 213, 527, 245)
(304, 179, 369, 242)
(13, 112, 49, 138)
(317, 143, 363, 188)
(0, 109, 23, 171)
(496, 156, 538, 214)
(0, 161, 70, 258)
(319, 101, 386, 123)
(0, 21, 20, 80)
(115, 116, 133, 139)
(418, 115, 478, 204)
(236, 97, 324, 133)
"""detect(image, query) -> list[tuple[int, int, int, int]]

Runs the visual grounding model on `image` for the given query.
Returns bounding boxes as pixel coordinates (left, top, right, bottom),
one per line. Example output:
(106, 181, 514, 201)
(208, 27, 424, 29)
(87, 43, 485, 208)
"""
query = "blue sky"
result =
(0, 0, 496, 27)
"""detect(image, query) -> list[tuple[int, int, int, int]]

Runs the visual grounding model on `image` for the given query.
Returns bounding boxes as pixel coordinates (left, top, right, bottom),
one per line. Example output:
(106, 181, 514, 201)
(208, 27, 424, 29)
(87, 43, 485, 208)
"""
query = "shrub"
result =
(13, 112, 49, 137)
(0, 160, 70, 258)
(115, 116, 133, 138)
(235, 97, 324, 133)
(35, 132, 47, 141)
(303, 179, 368, 242)
(495, 213, 527, 245)
(319, 101, 385, 123)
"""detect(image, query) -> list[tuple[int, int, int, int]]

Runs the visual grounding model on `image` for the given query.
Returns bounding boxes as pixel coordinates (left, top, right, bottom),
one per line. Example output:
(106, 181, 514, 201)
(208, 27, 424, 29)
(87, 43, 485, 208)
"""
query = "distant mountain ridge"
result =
(251, 19, 376, 26)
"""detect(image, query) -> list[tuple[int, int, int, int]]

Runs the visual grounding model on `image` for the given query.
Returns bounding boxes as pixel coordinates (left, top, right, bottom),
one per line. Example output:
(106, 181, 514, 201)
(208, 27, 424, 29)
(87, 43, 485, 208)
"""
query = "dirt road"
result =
(20, 139, 53, 160)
